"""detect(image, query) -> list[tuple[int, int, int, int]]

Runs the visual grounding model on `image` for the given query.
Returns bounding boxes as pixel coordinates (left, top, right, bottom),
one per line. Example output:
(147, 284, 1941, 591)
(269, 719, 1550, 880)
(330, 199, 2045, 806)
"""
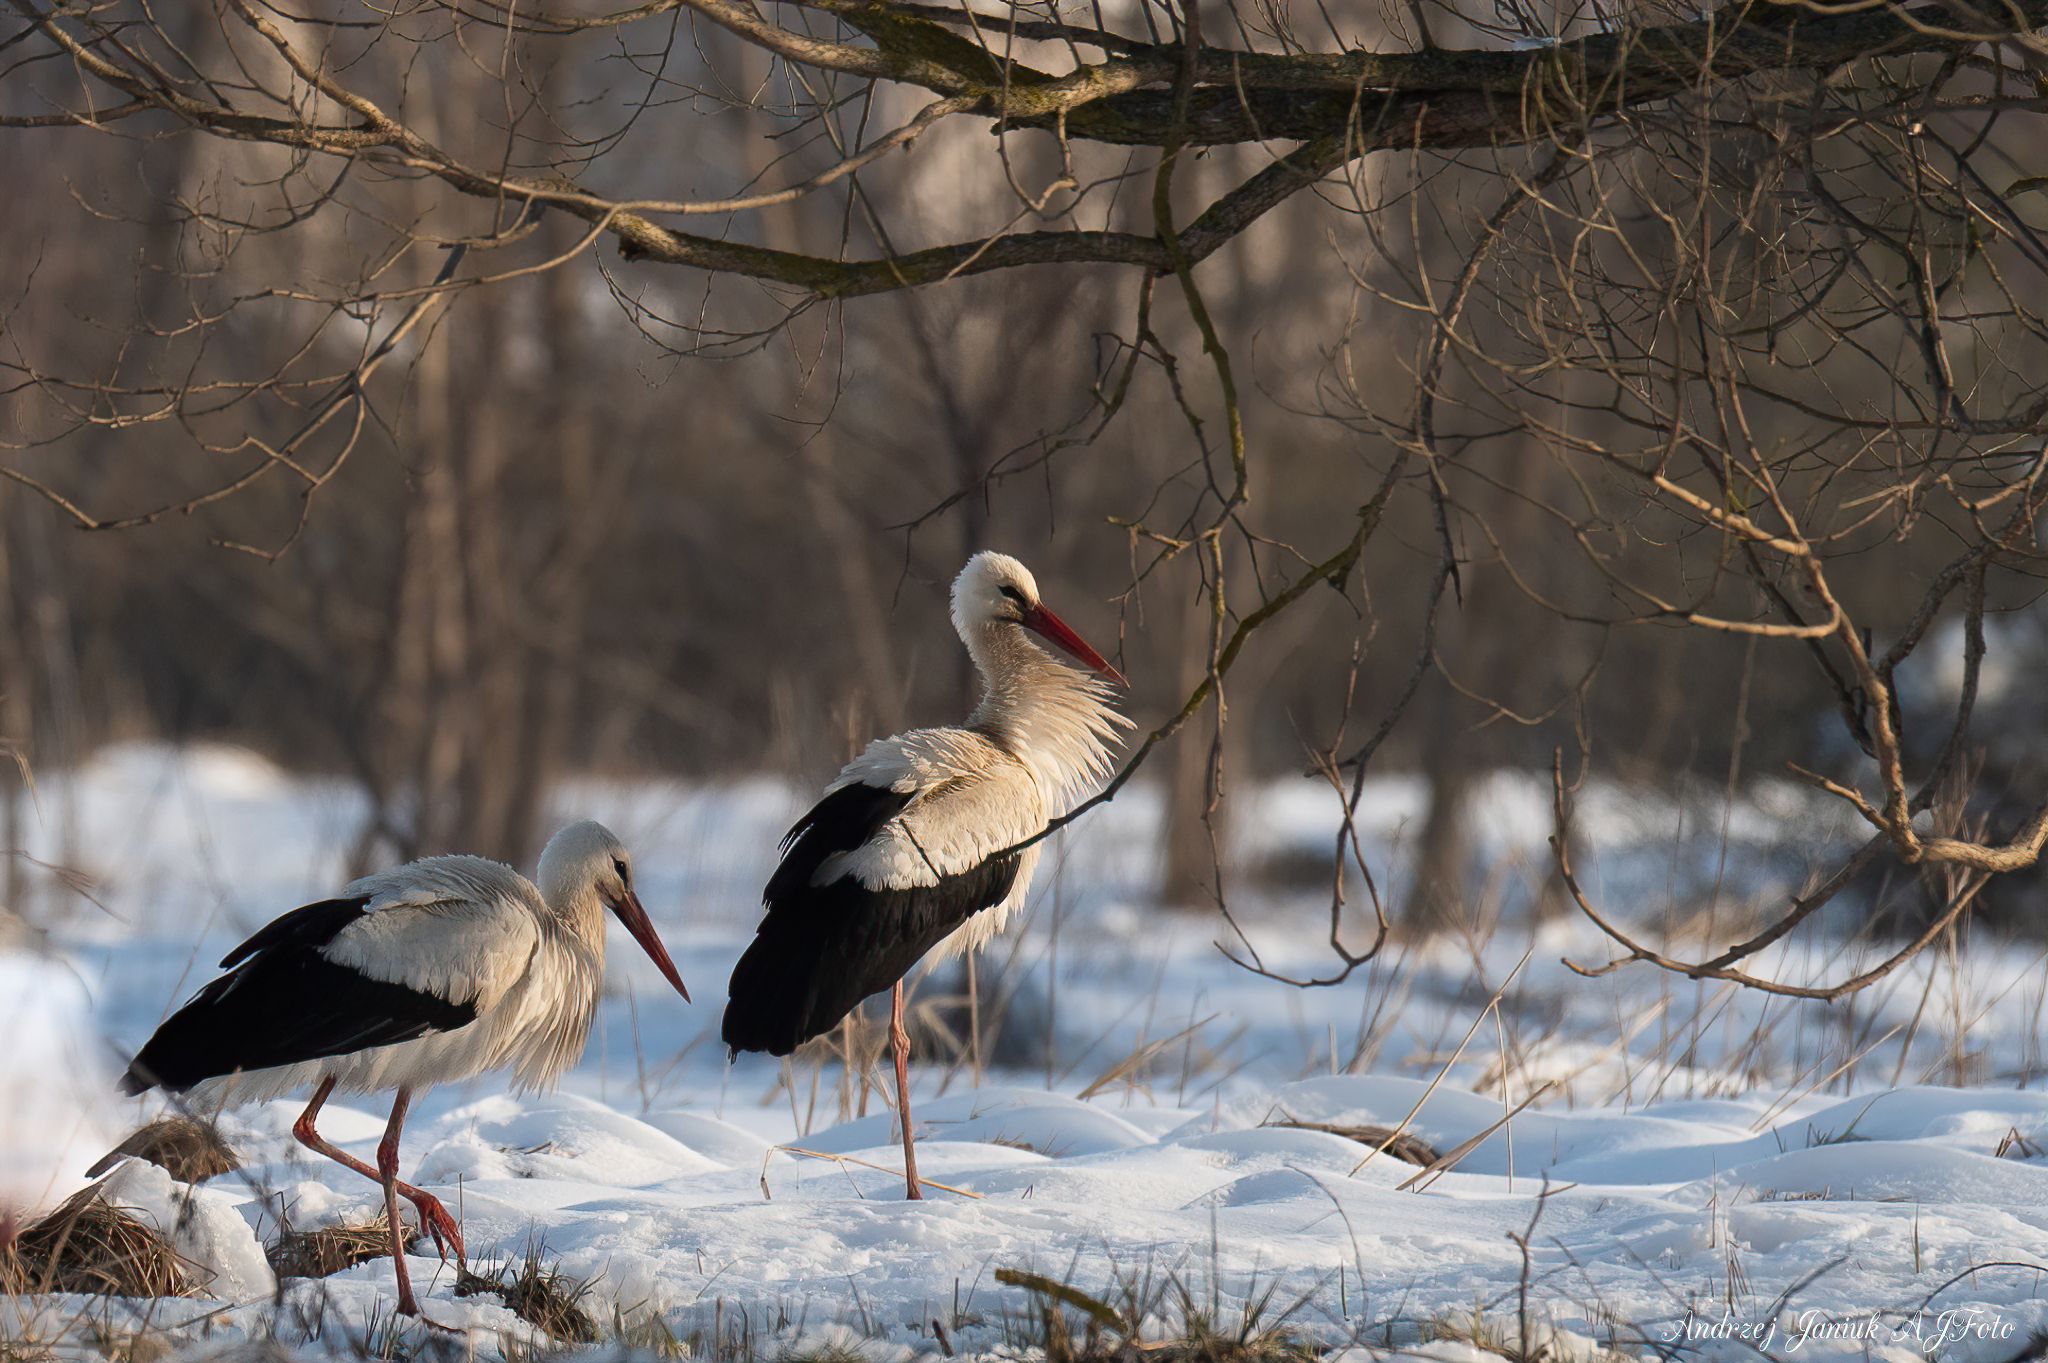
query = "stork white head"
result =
(537, 821, 691, 1002)
(951, 551, 1126, 685)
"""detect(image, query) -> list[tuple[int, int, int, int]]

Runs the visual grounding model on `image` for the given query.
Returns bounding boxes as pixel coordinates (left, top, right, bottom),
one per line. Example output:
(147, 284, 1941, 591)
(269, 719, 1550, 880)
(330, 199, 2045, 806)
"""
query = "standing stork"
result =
(722, 551, 1128, 1198)
(120, 821, 690, 1319)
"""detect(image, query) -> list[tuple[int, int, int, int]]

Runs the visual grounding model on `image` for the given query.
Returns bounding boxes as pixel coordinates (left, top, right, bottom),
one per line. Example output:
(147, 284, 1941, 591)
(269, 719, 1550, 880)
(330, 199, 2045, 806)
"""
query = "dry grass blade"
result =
(1264, 1120, 1440, 1167)
(1076, 1016, 1218, 1101)
(1396, 1081, 1558, 1193)
(996, 1268, 1132, 1334)
(768, 1145, 985, 1198)
(0, 1185, 198, 1298)
(1350, 953, 1531, 1177)
(1996, 1127, 2043, 1159)
(86, 1118, 240, 1184)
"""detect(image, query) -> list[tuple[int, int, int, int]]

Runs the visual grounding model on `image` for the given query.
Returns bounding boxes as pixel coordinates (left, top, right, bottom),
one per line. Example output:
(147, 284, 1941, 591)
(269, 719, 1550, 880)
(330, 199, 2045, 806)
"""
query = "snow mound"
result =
(801, 1085, 1155, 1158)
(99, 1160, 275, 1301)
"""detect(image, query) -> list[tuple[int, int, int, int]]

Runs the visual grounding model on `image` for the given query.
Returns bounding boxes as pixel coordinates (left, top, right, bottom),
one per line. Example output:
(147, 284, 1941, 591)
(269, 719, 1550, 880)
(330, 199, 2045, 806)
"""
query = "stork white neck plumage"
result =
(535, 821, 625, 958)
(951, 551, 1127, 804)
(517, 821, 691, 1087)
(540, 822, 687, 995)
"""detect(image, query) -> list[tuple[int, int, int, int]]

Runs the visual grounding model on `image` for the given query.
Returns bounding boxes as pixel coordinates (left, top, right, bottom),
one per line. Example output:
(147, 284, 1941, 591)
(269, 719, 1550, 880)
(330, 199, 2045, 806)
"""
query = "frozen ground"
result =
(5, 744, 2048, 1360)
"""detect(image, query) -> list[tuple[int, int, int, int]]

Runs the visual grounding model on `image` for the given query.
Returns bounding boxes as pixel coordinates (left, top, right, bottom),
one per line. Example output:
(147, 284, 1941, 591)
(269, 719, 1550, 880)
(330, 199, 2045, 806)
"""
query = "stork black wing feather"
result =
(724, 782, 1020, 1057)
(763, 782, 913, 903)
(123, 903, 477, 1095)
(219, 896, 370, 968)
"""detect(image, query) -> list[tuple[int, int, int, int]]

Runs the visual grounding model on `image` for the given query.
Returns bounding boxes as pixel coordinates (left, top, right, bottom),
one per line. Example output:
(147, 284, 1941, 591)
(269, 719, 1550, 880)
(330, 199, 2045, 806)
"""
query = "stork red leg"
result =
(376, 1088, 427, 1318)
(292, 1078, 466, 1263)
(891, 980, 923, 1201)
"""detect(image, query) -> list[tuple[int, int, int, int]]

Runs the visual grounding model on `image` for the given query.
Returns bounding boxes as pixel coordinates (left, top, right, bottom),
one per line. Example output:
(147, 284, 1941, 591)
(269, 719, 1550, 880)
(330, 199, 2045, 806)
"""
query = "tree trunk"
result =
(1161, 571, 1224, 909)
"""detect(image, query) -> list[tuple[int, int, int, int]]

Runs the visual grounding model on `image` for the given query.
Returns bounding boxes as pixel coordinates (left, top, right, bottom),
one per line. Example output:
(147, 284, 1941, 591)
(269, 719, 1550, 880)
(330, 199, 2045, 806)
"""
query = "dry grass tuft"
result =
(267, 1216, 397, 1280)
(1426, 1305, 1634, 1363)
(1146, 1331, 1318, 1363)
(86, 1118, 241, 1185)
(1264, 1120, 1441, 1167)
(456, 1244, 601, 1343)
(0, 1185, 196, 1299)
(996, 1269, 1317, 1363)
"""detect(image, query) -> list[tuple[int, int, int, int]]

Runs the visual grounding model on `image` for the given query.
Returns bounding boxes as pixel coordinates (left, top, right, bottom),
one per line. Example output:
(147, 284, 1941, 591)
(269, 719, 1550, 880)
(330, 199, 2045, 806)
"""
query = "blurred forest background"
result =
(4, 0, 2048, 971)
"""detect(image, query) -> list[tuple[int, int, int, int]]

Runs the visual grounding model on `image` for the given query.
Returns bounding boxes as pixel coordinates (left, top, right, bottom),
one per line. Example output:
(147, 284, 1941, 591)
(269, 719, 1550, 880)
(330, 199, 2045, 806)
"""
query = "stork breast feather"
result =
(321, 898, 537, 1010)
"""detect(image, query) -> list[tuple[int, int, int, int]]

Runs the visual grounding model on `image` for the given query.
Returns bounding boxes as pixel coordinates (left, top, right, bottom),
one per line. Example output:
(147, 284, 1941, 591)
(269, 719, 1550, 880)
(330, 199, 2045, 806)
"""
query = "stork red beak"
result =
(612, 889, 691, 1002)
(1020, 603, 1127, 686)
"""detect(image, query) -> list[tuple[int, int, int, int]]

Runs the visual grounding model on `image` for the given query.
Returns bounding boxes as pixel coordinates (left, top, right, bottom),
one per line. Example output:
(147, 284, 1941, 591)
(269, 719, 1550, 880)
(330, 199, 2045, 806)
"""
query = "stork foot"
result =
(406, 1192, 465, 1263)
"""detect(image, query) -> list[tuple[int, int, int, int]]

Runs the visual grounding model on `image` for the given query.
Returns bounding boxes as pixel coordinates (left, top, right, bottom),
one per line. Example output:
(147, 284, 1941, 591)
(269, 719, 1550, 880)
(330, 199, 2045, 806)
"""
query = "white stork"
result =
(120, 821, 689, 1319)
(722, 551, 1128, 1198)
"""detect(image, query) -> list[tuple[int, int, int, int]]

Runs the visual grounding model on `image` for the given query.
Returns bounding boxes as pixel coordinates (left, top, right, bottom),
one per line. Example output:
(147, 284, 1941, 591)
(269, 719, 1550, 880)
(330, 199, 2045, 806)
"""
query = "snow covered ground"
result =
(6, 745, 2048, 1361)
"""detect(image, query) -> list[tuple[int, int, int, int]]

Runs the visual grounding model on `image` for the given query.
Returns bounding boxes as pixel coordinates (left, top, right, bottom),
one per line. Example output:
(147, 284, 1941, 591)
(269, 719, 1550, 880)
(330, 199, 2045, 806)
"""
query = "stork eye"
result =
(998, 585, 1028, 606)
(612, 857, 630, 884)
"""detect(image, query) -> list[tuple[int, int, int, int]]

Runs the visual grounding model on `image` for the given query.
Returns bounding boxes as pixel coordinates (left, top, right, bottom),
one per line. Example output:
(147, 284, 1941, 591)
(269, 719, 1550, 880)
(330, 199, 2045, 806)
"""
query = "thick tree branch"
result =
(6, 0, 2044, 301)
